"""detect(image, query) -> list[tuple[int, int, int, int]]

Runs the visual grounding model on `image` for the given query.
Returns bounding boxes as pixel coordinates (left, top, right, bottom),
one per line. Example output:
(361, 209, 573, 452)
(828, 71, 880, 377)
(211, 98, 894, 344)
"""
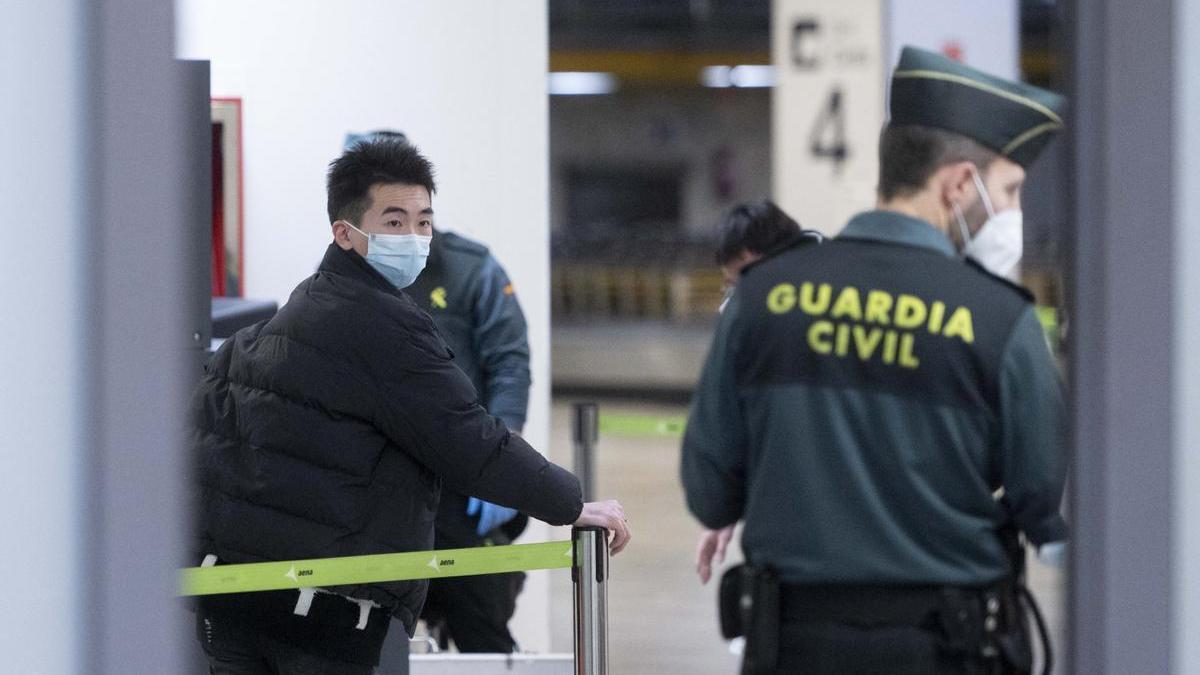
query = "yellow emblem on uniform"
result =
(431, 287, 448, 309)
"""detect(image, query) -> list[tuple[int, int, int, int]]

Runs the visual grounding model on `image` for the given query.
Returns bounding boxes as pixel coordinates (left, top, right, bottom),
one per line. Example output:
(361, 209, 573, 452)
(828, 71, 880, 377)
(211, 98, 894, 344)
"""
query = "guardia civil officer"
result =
(681, 46, 1068, 674)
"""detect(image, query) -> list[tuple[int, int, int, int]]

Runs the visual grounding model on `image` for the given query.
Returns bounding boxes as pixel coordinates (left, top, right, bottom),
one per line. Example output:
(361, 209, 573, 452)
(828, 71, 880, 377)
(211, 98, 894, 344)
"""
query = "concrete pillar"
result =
(1069, 0, 1175, 671)
(0, 1, 194, 671)
(1174, 2, 1200, 673)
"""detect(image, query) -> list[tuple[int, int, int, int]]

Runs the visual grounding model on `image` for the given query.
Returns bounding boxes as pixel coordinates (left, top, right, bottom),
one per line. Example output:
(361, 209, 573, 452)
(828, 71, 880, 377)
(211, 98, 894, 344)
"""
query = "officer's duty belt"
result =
(779, 582, 1007, 627)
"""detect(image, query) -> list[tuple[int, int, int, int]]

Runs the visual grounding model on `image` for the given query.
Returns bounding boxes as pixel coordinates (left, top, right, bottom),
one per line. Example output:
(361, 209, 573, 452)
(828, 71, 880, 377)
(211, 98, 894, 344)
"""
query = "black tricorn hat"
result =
(889, 46, 1066, 168)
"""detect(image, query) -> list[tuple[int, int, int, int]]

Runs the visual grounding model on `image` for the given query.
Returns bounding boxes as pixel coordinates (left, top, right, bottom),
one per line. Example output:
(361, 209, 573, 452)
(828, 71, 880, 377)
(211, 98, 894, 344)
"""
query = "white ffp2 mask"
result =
(954, 168, 1024, 281)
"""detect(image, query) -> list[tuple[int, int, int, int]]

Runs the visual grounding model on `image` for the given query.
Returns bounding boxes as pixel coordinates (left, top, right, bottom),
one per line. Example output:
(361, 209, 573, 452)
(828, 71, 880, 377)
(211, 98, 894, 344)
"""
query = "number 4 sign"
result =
(809, 87, 848, 171)
(772, 0, 886, 236)
(771, 0, 1019, 237)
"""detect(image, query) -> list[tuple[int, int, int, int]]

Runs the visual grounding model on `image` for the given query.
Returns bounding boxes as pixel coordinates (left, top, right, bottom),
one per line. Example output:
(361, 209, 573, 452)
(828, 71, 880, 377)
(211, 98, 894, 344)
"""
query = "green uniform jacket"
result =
(405, 230, 533, 546)
(681, 210, 1068, 586)
(405, 231, 531, 431)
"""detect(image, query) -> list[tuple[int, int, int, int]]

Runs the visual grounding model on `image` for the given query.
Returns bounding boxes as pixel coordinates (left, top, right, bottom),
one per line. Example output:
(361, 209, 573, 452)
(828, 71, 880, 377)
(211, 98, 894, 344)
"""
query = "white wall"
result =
(771, 0, 887, 235)
(1175, 1, 1200, 671)
(176, 0, 559, 652)
(884, 0, 1018, 79)
(0, 2, 85, 672)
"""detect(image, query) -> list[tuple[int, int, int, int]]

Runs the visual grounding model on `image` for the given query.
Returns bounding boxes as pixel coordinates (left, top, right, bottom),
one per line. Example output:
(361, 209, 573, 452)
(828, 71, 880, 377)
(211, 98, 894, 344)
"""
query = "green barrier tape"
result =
(181, 540, 574, 597)
(598, 413, 688, 438)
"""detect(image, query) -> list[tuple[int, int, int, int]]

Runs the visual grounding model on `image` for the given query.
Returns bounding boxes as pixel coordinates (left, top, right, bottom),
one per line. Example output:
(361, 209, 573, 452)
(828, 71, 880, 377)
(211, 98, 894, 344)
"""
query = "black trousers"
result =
(422, 570, 526, 652)
(196, 613, 376, 675)
(375, 567, 523, 670)
(767, 620, 994, 675)
(409, 490, 528, 654)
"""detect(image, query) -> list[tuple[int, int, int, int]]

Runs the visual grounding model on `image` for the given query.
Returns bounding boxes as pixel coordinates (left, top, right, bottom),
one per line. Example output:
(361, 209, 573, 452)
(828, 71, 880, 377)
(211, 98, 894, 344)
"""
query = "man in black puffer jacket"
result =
(191, 139, 630, 674)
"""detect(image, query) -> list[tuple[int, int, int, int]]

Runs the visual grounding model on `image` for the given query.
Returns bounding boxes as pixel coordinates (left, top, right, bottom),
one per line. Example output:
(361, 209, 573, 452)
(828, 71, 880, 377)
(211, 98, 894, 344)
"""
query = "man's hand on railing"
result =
(574, 500, 631, 555)
(695, 524, 736, 584)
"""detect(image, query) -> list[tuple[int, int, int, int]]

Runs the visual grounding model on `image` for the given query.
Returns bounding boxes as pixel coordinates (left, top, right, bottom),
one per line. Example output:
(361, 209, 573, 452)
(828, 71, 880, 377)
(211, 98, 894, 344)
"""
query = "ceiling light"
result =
(701, 64, 775, 88)
(548, 72, 618, 96)
(729, 65, 775, 88)
(701, 65, 733, 88)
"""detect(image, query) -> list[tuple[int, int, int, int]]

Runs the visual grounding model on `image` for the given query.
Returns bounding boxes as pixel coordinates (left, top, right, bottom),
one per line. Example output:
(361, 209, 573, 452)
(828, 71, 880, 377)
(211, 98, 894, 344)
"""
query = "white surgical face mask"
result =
(344, 221, 431, 290)
(953, 168, 1024, 281)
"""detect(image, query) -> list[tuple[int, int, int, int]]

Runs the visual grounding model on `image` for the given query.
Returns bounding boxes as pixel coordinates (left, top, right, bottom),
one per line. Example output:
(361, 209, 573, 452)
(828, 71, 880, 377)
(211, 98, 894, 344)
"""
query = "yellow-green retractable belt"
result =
(180, 540, 574, 597)
(598, 413, 687, 438)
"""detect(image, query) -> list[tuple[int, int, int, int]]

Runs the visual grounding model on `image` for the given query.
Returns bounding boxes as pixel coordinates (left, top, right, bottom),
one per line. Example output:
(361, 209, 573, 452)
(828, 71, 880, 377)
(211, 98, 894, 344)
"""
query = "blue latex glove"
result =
(466, 497, 519, 537)
(1037, 542, 1068, 570)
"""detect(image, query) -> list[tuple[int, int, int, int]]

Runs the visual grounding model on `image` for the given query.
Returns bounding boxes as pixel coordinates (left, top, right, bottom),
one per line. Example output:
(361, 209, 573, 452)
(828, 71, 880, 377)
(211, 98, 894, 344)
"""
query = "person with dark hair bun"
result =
(714, 200, 823, 289)
(697, 201, 824, 578)
(714, 200, 824, 306)
(700, 200, 820, 578)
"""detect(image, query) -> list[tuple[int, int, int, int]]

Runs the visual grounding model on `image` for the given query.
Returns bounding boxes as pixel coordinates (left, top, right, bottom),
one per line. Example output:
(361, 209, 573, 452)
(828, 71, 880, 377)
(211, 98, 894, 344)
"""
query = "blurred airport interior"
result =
(4, 0, 1200, 674)
(547, 0, 1067, 396)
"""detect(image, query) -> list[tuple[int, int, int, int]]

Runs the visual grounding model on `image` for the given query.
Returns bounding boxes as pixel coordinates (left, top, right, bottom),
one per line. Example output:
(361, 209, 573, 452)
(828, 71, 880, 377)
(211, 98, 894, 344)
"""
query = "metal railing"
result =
(569, 405, 607, 675)
(572, 402, 599, 503)
(572, 527, 609, 675)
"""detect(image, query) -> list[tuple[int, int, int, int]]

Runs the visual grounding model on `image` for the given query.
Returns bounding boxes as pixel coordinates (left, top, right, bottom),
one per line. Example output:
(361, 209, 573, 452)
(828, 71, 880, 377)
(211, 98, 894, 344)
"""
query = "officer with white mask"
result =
(682, 46, 1068, 674)
(955, 165, 1025, 281)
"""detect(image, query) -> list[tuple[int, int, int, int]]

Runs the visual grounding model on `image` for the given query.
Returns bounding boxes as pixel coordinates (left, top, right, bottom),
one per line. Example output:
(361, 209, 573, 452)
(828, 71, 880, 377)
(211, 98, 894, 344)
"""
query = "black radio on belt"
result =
(719, 563, 780, 675)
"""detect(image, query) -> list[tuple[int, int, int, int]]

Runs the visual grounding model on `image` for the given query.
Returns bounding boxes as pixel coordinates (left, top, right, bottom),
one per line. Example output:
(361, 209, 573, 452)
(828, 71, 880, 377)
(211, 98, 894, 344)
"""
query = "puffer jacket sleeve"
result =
(366, 320, 582, 527)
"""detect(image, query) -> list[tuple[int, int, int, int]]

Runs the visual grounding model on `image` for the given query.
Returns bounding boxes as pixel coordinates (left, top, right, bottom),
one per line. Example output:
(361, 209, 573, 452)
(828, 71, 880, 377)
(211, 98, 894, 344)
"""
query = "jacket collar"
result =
(423, 229, 447, 276)
(318, 242, 400, 295)
(837, 210, 957, 257)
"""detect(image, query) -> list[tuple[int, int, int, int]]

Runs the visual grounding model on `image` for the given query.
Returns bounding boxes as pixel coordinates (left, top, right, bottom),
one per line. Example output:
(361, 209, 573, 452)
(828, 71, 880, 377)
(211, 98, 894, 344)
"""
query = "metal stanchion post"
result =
(572, 402, 599, 502)
(572, 526, 609, 675)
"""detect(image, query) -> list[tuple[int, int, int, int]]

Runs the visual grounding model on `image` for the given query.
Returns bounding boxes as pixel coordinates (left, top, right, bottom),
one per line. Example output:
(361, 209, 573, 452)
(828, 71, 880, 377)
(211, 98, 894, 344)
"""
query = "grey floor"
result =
(547, 398, 1066, 675)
